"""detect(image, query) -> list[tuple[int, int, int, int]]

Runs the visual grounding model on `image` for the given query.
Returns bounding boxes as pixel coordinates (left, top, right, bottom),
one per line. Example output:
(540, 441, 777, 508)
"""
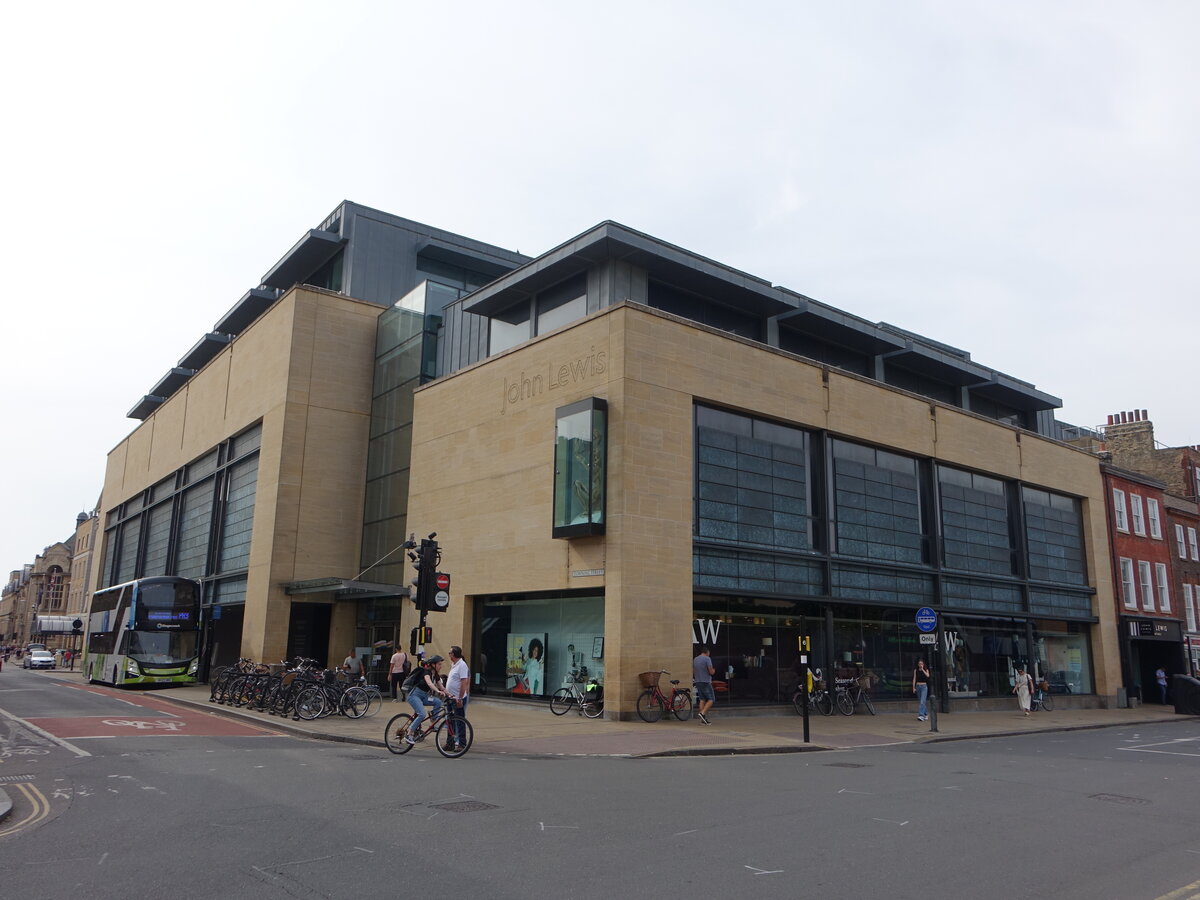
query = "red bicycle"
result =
(636, 670, 693, 722)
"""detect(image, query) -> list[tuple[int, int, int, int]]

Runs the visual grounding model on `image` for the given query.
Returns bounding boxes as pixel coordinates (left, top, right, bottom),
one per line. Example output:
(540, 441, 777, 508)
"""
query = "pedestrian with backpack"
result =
(388, 647, 410, 701)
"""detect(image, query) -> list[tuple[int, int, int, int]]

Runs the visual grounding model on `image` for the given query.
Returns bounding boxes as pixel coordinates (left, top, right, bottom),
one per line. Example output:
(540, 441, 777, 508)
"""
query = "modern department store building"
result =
(95, 202, 1120, 715)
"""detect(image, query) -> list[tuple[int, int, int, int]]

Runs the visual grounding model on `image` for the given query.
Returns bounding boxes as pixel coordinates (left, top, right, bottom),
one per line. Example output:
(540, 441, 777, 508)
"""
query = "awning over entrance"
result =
(282, 577, 410, 601)
(36, 615, 83, 633)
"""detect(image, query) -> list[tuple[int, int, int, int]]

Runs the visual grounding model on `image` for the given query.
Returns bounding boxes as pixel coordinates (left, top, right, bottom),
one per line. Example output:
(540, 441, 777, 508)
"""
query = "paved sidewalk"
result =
(147, 683, 1184, 757)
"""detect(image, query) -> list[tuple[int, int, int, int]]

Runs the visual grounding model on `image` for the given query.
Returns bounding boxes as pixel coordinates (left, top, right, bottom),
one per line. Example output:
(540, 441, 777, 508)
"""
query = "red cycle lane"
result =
(26, 685, 278, 739)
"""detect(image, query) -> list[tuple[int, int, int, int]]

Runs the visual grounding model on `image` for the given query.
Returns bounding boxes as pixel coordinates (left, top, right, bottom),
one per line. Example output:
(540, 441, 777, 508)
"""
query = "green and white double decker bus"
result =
(84, 576, 202, 687)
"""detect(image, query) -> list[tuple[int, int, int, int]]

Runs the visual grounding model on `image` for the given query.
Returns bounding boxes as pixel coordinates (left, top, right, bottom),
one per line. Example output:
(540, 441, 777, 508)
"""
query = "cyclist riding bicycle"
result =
(403, 655, 447, 744)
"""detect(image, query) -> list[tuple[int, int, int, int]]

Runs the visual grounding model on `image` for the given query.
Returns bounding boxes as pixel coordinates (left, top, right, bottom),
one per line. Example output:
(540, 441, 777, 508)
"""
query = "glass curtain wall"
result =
(98, 425, 261, 604)
(363, 281, 464, 586)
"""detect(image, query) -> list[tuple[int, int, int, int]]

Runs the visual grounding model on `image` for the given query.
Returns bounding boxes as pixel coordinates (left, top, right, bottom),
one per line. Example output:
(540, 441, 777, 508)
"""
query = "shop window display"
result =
(477, 595, 605, 700)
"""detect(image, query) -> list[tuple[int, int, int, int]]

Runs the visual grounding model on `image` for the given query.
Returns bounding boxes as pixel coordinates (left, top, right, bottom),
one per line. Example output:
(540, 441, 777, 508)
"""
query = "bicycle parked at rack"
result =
(636, 670, 692, 722)
(384, 703, 473, 758)
(550, 668, 604, 718)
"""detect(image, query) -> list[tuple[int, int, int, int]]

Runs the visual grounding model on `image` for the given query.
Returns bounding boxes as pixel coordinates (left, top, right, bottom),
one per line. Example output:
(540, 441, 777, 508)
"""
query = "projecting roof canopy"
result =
(462, 221, 794, 320)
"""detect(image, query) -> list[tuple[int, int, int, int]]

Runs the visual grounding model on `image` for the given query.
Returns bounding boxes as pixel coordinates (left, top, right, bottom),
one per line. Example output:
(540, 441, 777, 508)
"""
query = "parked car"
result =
(23, 650, 55, 670)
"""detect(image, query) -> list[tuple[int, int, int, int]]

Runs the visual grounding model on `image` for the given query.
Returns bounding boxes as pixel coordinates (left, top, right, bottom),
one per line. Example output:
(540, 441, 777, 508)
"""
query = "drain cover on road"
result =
(429, 800, 500, 812)
(0, 774, 35, 783)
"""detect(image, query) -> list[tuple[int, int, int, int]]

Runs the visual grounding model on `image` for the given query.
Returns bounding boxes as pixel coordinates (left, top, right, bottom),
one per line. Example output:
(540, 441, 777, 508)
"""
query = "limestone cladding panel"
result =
(178, 354, 236, 461)
(927, 410, 1023, 480)
(826, 374, 936, 457)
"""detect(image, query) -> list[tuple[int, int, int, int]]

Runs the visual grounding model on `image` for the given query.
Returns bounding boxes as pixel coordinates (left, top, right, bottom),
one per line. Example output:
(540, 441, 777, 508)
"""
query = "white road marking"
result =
(98, 853, 108, 865)
(0, 706, 91, 757)
(872, 818, 909, 826)
(674, 829, 698, 836)
(745, 866, 783, 875)
(838, 788, 872, 795)
(1119, 737, 1200, 758)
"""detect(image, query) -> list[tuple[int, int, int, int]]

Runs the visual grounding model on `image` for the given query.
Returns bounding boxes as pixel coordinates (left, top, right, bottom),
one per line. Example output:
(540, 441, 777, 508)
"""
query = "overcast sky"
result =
(2, 1, 1196, 572)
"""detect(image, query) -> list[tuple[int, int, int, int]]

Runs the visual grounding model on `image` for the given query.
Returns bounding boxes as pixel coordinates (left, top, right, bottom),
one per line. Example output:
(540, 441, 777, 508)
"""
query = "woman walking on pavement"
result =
(1013, 665, 1034, 716)
(912, 659, 930, 721)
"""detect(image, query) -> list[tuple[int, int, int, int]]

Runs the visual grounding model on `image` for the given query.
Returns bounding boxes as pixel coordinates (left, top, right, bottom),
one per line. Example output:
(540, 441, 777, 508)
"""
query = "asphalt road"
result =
(1, 667, 1198, 900)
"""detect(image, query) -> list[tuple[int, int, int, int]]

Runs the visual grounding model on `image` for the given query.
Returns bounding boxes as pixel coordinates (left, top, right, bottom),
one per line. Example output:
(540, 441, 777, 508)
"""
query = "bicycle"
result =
(636, 670, 692, 722)
(384, 703, 473, 758)
(835, 676, 873, 720)
(792, 669, 834, 716)
(550, 669, 604, 718)
(1030, 687, 1054, 712)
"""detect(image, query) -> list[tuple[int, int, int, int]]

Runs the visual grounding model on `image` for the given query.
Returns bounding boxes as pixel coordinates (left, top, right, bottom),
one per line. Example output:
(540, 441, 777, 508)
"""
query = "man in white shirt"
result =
(445, 646, 470, 749)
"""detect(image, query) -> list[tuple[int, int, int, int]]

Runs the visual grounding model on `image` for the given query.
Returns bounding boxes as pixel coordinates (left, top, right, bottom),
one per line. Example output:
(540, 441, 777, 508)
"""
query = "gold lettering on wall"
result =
(500, 348, 607, 414)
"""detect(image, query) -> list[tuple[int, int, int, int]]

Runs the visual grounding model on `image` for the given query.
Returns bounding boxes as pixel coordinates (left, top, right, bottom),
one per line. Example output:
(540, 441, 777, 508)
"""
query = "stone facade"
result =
(96, 285, 383, 666)
(405, 303, 1121, 713)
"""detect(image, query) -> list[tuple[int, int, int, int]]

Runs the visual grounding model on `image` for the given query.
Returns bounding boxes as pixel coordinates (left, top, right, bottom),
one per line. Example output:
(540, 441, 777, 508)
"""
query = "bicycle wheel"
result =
(671, 690, 693, 721)
(862, 692, 876, 715)
(814, 690, 833, 716)
(582, 688, 604, 718)
(209, 667, 229, 702)
(836, 691, 854, 715)
(1040, 693, 1054, 712)
(636, 689, 665, 723)
(436, 716, 473, 758)
(294, 686, 325, 721)
(550, 688, 574, 716)
(384, 713, 416, 755)
(362, 690, 384, 718)
(340, 687, 370, 719)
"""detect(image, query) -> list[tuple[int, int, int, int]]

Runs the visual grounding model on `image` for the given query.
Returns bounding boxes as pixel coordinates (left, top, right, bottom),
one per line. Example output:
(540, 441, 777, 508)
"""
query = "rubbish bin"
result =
(1127, 685, 1141, 708)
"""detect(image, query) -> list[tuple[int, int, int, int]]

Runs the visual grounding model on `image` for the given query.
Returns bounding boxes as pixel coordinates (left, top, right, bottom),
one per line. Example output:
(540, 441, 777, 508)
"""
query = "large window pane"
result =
(1022, 487, 1086, 585)
(218, 457, 258, 572)
(175, 479, 215, 578)
(489, 302, 531, 354)
(832, 439, 924, 564)
(536, 275, 587, 335)
(115, 516, 142, 584)
(553, 398, 607, 538)
(142, 502, 173, 577)
(938, 465, 1015, 576)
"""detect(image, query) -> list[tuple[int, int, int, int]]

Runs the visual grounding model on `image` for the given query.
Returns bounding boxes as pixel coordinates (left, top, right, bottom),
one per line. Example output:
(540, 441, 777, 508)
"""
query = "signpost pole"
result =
(929, 620, 940, 733)
(798, 635, 810, 744)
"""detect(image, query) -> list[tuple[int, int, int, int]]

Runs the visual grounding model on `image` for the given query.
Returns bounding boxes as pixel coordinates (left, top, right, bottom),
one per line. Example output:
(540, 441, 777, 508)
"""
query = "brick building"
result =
(1164, 495, 1200, 675)
(1102, 464, 1187, 703)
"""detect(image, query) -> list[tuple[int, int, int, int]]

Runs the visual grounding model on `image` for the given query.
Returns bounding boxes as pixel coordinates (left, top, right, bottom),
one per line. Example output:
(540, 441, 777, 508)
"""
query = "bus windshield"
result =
(134, 581, 200, 630)
(124, 630, 199, 666)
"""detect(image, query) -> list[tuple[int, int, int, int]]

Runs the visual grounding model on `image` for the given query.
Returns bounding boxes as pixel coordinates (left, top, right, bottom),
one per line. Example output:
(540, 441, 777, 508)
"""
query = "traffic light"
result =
(407, 533, 440, 613)
(408, 626, 434, 654)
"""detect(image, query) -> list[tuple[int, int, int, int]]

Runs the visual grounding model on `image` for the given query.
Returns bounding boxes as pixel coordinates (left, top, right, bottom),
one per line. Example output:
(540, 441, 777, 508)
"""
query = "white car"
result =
(23, 650, 55, 670)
